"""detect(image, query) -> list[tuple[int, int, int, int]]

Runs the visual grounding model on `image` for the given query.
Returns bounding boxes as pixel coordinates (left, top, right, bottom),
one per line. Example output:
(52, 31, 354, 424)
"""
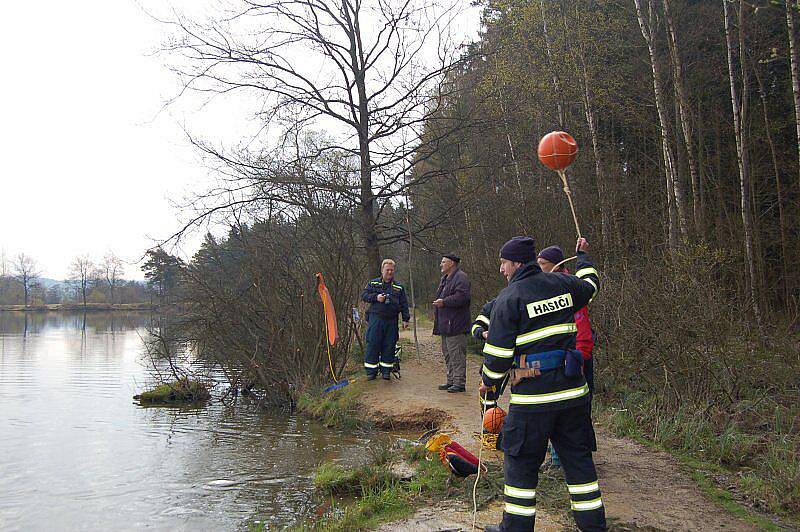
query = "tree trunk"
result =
(562, 2, 612, 259)
(539, 0, 565, 127)
(754, 67, 790, 310)
(580, 57, 611, 257)
(404, 188, 421, 362)
(723, 0, 761, 328)
(786, 0, 800, 191)
(493, 56, 527, 233)
(583, 75, 611, 258)
(359, 128, 379, 272)
(663, 0, 702, 234)
(348, 3, 380, 272)
(696, 98, 707, 235)
(633, 0, 688, 255)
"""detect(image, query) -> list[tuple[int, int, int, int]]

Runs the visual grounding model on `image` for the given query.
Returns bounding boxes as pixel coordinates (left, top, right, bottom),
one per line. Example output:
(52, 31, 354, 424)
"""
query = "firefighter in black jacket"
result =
(361, 259, 410, 380)
(481, 236, 605, 532)
(471, 299, 497, 410)
(471, 299, 494, 342)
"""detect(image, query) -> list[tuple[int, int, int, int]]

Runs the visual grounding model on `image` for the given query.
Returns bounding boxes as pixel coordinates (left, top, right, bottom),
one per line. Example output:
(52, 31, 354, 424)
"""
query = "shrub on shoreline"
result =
(134, 378, 210, 404)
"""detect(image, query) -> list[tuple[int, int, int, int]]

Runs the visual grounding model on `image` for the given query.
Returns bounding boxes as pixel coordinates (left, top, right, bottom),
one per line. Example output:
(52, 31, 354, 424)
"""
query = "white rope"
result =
(552, 255, 578, 272)
(472, 391, 489, 532)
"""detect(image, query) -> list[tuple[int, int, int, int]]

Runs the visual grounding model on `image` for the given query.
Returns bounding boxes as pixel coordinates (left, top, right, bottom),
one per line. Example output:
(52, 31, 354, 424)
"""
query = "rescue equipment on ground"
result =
(317, 273, 349, 394)
(537, 131, 582, 238)
(392, 344, 402, 379)
(425, 433, 487, 477)
(482, 406, 507, 434)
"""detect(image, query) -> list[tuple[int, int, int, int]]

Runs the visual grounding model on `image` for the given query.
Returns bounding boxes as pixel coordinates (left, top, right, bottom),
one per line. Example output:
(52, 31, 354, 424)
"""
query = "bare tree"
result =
(13, 253, 40, 307)
(69, 255, 97, 309)
(634, 0, 690, 254)
(560, 1, 618, 259)
(662, 0, 702, 234)
(102, 252, 124, 304)
(754, 67, 790, 307)
(723, 0, 760, 328)
(786, 0, 800, 190)
(157, 0, 473, 271)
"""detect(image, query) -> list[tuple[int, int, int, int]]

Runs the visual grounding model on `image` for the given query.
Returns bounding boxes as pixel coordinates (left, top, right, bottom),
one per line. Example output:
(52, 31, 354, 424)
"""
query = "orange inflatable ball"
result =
(483, 406, 507, 434)
(537, 131, 578, 171)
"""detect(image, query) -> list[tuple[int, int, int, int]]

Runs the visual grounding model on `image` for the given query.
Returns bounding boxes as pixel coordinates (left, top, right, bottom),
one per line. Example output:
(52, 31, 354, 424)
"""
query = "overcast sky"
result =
(0, 1, 480, 280)
(1, 2, 223, 280)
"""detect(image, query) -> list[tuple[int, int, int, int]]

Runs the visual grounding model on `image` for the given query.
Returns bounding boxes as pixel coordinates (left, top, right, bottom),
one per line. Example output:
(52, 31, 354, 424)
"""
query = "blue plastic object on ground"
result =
(323, 378, 350, 394)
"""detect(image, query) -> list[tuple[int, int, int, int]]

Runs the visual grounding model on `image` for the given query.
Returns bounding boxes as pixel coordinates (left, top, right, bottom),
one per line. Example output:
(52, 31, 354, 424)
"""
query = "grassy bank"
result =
(291, 369, 501, 530)
(248, 442, 457, 531)
(295, 378, 369, 431)
(598, 391, 797, 530)
(305, 443, 450, 530)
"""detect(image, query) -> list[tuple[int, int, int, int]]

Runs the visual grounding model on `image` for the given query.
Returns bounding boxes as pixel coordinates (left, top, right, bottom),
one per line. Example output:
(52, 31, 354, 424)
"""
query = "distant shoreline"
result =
(0, 303, 154, 312)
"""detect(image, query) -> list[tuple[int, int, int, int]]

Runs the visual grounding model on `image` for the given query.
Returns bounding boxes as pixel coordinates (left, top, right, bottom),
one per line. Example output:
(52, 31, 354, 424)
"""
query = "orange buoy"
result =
(482, 406, 507, 434)
(537, 131, 578, 171)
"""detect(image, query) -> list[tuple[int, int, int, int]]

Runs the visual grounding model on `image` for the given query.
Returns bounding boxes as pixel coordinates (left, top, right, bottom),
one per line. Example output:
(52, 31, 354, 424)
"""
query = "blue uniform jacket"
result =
(361, 277, 410, 322)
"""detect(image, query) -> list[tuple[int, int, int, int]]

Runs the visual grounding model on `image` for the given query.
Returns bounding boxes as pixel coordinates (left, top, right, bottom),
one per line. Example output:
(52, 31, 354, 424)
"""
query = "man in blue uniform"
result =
(481, 236, 605, 532)
(360, 259, 410, 380)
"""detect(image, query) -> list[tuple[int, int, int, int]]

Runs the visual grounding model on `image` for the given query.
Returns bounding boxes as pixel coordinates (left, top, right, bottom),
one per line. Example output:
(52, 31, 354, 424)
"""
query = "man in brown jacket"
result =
(433, 253, 471, 393)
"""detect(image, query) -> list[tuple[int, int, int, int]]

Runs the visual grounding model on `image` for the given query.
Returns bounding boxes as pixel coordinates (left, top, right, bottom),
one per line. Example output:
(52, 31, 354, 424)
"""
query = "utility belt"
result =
(509, 349, 583, 386)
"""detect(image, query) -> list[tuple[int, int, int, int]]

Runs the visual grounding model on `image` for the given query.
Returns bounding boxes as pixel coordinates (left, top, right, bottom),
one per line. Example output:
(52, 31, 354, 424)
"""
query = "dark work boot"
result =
(382, 373, 391, 380)
(447, 385, 466, 393)
(483, 525, 501, 532)
(438, 383, 452, 390)
(366, 373, 377, 381)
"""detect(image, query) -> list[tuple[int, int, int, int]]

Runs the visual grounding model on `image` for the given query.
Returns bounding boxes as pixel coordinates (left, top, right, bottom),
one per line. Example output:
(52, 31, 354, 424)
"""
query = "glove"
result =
(479, 383, 499, 402)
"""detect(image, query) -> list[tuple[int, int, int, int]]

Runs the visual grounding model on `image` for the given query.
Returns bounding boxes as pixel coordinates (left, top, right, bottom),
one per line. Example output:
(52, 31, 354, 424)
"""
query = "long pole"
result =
(404, 181, 421, 362)
(557, 169, 582, 238)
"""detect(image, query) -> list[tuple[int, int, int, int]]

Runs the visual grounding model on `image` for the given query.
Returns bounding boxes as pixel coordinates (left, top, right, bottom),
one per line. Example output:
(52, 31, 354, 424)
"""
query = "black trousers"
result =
(499, 404, 606, 531)
(584, 358, 597, 452)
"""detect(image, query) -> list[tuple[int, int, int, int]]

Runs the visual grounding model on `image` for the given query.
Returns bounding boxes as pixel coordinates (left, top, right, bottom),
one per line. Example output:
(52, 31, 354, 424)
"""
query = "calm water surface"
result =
(0, 312, 368, 531)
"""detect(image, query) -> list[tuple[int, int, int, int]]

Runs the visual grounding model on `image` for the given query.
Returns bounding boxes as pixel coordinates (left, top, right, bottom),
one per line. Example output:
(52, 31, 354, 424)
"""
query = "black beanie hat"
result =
(443, 252, 461, 263)
(500, 236, 536, 264)
(537, 245, 564, 265)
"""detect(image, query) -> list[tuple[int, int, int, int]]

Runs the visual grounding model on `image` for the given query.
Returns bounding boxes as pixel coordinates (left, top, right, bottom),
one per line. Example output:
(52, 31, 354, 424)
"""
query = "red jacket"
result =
(560, 267, 594, 360)
(574, 306, 594, 360)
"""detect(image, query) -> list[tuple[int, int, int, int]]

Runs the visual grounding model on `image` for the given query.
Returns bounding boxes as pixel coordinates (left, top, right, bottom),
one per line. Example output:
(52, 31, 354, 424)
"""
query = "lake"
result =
(0, 312, 368, 531)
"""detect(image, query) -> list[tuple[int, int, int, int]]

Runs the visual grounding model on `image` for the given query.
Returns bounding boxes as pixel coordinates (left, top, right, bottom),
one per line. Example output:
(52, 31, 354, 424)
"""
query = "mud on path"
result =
(359, 325, 758, 531)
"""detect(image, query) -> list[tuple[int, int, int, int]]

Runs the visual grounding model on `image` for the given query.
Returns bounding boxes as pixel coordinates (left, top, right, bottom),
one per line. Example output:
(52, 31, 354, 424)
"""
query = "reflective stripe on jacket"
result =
(470, 299, 494, 340)
(559, 267, 594, 361)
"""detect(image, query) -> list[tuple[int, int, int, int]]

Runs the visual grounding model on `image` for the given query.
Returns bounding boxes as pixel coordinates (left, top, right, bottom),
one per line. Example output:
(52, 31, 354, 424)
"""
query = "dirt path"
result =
(359, 326, 758, 531)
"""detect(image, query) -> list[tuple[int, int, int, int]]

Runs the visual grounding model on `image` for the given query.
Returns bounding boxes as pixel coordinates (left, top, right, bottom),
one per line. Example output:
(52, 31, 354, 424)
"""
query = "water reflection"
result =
(0, 311, 368, 531)
(0, 311, 157, 337)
